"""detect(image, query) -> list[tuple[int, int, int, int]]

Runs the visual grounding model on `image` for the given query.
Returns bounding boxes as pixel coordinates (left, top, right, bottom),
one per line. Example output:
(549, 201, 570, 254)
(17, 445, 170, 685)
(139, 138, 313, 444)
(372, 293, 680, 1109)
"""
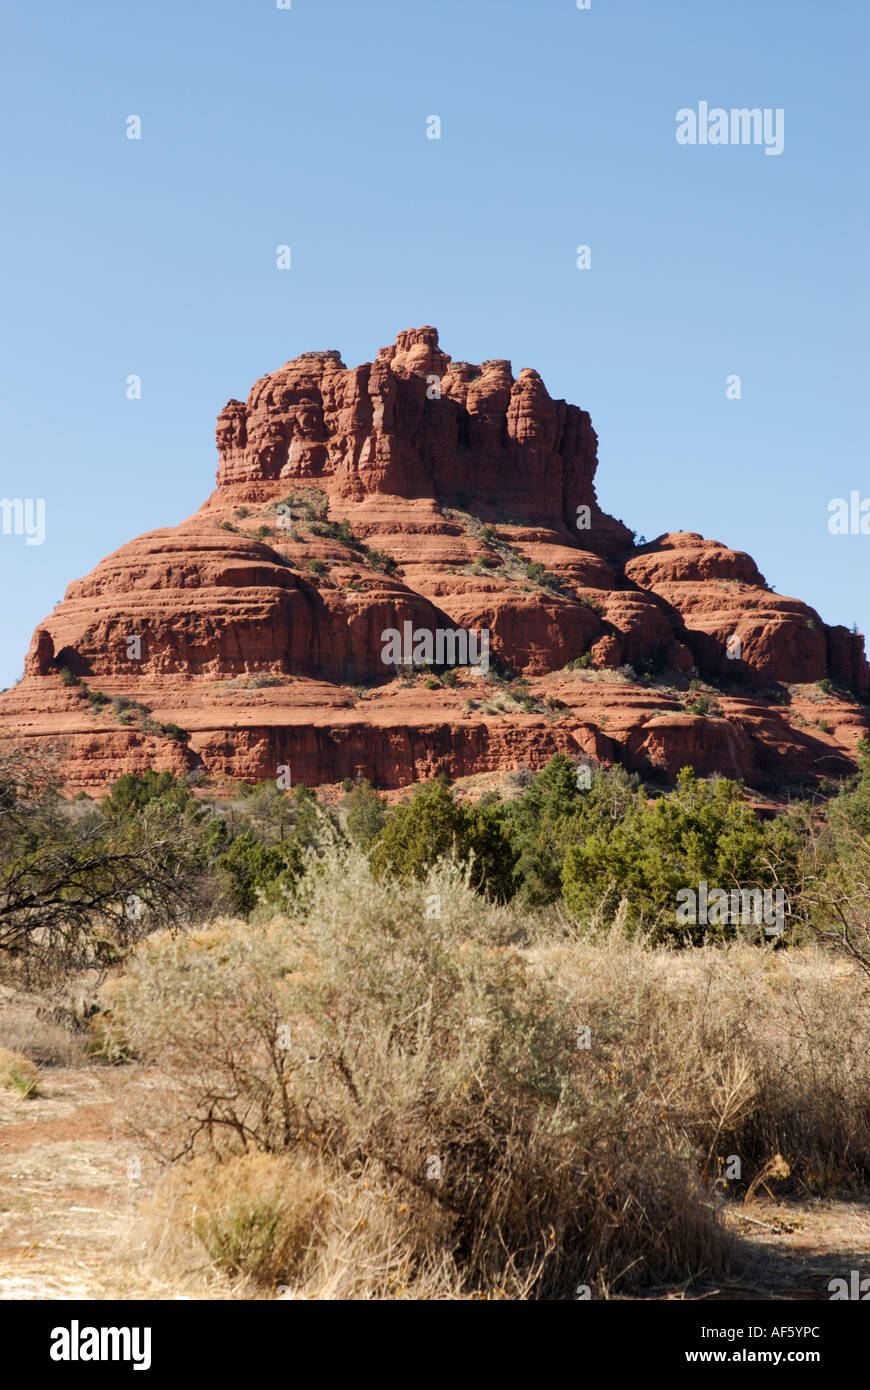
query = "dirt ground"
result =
(1, 988, 868, 1302)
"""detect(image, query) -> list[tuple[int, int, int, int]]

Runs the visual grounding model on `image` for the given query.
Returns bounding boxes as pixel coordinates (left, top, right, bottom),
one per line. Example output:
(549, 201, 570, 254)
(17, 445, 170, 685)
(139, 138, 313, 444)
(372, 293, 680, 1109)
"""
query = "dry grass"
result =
(0, 1046, 38, 1097)
(0, 981, 91, 1068)
(531, 933, 870, 1195)
(137, 1153, 463, 1299)
(140, 1153, 330, 1288)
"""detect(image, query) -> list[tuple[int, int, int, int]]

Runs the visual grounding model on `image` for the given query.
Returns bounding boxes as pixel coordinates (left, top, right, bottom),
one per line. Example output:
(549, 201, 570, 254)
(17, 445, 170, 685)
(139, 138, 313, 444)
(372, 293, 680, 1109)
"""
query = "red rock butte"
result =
(2, 326, 868, 793)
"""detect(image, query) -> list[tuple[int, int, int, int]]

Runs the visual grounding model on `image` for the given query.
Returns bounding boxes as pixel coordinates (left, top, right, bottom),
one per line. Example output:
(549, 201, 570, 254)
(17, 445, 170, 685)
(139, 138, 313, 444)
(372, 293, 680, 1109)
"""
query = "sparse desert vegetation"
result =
(2, 743, 870, 1298)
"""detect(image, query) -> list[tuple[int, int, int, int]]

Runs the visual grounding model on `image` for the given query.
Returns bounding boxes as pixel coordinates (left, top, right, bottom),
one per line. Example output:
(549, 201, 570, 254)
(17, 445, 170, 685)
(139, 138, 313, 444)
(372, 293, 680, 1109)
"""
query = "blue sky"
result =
(1, 0, 867, 687)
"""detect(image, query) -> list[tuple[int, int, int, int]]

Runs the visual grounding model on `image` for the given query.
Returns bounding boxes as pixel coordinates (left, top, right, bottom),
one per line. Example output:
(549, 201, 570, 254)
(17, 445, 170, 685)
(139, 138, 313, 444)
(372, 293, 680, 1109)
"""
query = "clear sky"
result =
(1, 0, 867, 688)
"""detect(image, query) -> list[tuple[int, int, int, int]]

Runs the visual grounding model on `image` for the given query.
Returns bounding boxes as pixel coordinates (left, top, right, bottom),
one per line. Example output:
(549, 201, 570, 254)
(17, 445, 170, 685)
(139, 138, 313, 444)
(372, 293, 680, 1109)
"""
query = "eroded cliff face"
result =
(212, 326, 625, 550)
(4, 327, 868, 792)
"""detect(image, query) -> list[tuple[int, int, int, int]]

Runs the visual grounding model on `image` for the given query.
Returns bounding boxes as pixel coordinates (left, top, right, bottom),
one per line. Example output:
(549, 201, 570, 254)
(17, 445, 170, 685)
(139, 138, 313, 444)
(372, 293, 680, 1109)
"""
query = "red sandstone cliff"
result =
(2, 327, 868, 792)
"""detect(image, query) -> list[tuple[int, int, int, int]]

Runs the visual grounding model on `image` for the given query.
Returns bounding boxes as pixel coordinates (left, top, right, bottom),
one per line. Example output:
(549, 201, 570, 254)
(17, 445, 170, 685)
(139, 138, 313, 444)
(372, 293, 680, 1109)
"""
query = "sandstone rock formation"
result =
(2, 327, 868, 793)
